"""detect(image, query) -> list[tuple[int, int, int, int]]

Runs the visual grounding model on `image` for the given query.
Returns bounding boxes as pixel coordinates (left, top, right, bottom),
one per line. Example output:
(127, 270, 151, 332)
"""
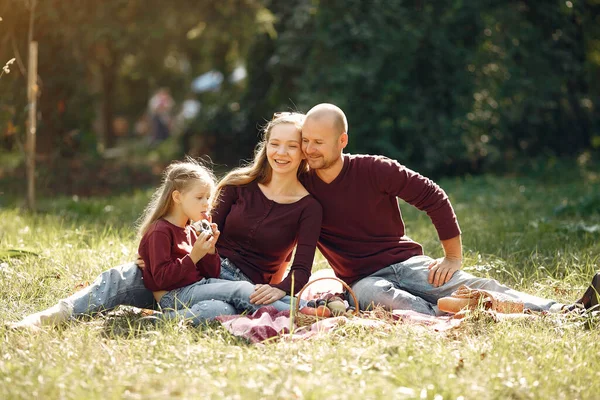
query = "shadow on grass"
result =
(81, 307, 252, 346)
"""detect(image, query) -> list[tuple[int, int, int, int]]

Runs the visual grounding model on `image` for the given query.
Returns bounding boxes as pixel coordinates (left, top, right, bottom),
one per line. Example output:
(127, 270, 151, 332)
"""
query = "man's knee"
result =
(351, 277, 396, 310)
(449, 271, 508, 291)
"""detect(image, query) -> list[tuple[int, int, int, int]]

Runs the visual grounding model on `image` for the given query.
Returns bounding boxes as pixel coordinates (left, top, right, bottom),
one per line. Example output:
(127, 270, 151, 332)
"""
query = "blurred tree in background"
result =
(235, 0, 599, 175)
(0, 0, 598, 197)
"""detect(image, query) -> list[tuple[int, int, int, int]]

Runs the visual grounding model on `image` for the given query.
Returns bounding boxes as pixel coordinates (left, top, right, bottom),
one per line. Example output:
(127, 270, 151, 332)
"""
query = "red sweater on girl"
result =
(139, 219, 220, 291)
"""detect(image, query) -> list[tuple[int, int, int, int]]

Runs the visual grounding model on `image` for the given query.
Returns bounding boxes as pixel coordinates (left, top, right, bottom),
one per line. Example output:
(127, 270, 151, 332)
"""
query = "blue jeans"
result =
(350, 255, 558, 315)
(158, 299, 236, 326)
(159, 278, 292, 315)
(66, 262, 155, 314)
(65, 258, 297, 321)
(219, 258, 302, 308)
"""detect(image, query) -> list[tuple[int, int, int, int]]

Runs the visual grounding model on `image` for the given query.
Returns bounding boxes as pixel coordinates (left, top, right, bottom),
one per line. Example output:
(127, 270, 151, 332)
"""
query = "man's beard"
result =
(307, 155, 337, 170)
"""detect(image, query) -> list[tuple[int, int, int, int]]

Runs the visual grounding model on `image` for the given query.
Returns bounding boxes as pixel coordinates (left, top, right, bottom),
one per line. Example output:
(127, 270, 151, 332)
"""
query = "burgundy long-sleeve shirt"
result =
(212, 181, 322, 294)
(139, 219, 220, 291)
(300, 154, 461, 285)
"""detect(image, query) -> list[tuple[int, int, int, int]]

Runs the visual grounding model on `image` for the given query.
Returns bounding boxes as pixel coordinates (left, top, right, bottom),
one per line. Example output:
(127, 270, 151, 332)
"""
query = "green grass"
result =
(1, 172, 599, 399)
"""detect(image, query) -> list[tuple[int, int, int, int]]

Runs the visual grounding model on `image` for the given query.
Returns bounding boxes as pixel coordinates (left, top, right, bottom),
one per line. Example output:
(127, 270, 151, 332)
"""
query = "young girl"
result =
(11, 112, 320, 329)
(137, 159, 292, 322)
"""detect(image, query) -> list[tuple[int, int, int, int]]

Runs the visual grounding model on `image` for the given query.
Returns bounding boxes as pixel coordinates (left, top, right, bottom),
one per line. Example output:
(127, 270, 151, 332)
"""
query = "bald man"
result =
(299, 103, 598, 314)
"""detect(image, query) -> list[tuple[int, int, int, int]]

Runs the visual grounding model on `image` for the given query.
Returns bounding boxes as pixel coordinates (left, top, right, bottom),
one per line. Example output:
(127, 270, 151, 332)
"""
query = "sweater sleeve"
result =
(196, 252, 221, 279)
(211, 185, 237, 235)
(273, 199, 323, 295)
(144, 230, 199, 290)
(370, 156, 461, 240)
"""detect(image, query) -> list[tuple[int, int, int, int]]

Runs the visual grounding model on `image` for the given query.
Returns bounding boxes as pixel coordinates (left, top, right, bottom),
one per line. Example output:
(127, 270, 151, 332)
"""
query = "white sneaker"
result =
(9, 300, 73, 330)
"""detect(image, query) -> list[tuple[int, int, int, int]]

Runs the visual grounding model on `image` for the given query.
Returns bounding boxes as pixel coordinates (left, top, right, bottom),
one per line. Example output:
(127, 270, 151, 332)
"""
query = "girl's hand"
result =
(190, 231, 214, 263)
(249, 284, 286, 305)
(207, 223, 220, 254)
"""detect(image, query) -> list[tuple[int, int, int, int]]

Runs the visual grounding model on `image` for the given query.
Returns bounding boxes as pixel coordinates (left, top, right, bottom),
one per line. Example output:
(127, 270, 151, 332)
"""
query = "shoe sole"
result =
(578, 272, 600, 309)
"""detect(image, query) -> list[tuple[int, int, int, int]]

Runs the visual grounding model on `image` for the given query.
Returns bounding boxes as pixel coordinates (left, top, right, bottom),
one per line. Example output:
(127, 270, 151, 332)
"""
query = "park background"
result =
(1, 1, 600, 399)
(1, 0, 599, 198)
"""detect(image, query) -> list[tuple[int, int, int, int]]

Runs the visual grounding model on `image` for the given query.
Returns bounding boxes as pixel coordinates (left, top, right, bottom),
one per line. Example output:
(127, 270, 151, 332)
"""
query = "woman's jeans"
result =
(349, 255, 559, 315)
(64, 258, 296, 324)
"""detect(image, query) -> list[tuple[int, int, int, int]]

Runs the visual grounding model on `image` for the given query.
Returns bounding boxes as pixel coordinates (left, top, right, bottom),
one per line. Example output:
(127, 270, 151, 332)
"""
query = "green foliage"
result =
(209, 0, 600, 174)
(1, 0, 599, 182)
(290, 0, 600, 174)
(0, 0, 270, 156)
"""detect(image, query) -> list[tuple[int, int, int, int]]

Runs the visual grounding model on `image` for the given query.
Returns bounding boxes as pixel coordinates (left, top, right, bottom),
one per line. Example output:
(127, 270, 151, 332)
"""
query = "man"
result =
(299, 103, 598, 314)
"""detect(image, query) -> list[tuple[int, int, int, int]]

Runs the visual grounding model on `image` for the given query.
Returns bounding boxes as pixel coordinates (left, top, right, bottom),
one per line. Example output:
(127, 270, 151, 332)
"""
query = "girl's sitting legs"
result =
(158, 300, 237, 326)
(10, 262, 155, 329)
(159, 279, 295, 315)
(66, 262, 155, 315)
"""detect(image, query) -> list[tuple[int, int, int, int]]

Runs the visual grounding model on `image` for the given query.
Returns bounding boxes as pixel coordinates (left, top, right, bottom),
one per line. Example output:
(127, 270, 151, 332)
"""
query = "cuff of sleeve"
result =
(273, 270, 309, 296)
(436, 224, 462, 241)
(272, 281, 291, 295)
(198, 252, 219, 266)
(181, 254, 199, 271)
(197, 252, 221, 278)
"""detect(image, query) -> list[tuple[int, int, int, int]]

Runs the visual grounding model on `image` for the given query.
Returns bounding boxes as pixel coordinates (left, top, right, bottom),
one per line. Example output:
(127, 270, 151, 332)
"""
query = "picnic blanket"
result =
(214, 269, 541, 343)
(215, 306, 463, 344)
(215, 268, 464, 344)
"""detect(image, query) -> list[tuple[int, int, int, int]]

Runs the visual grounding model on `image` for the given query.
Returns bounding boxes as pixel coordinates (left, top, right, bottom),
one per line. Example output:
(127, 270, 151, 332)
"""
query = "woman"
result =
(11, 112, 322, 329)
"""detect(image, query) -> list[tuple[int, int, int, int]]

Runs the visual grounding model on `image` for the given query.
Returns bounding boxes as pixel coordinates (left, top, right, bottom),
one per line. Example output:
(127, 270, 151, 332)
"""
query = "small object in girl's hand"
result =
(191, 219, 213, 236)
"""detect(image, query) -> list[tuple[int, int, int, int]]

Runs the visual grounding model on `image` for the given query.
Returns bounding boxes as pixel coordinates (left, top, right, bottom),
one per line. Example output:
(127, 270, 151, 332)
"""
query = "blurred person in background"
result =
(148, 88, 174, 145)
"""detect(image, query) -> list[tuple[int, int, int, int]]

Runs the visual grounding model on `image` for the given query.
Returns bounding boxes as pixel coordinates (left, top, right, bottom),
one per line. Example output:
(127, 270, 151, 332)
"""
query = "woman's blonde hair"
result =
(213, 112, 307, 209)
(137, 157, 215, 237)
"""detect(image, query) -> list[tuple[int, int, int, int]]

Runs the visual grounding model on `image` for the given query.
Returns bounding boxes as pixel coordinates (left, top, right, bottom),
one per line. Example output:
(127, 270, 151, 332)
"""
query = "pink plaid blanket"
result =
(216, 306, 463, 344)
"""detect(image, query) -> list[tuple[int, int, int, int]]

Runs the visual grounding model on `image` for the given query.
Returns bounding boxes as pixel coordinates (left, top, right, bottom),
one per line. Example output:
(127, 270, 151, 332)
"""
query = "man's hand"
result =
(136, 255, 145, 269)
(249, 284, 286, 305)
(428, 257, 462, 287)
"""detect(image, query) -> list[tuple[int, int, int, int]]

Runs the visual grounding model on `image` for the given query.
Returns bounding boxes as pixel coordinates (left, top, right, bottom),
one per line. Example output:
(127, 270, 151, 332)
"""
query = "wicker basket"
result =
(293, 276, 360, 327)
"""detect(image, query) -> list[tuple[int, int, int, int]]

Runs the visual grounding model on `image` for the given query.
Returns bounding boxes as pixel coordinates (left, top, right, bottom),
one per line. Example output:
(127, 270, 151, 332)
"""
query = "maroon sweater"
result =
(300, 154, 461, 285)
(139, 219, 221, 291)
(212, 181, 322, 294)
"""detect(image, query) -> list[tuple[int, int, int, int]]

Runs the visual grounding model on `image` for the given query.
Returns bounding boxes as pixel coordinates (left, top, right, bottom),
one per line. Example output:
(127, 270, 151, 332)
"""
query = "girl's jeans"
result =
(158, 278, 291, 318)
(64, 258, 296, 323)
(349, 255, 558, 315)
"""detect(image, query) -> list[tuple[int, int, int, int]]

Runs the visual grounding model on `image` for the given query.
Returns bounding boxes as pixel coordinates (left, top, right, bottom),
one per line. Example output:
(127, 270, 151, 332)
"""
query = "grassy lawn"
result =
(1, 170, 599, 399)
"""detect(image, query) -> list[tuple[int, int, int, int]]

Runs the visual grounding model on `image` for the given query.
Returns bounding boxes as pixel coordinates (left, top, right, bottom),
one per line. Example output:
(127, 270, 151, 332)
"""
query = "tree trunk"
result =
(100, 62, 116, 149)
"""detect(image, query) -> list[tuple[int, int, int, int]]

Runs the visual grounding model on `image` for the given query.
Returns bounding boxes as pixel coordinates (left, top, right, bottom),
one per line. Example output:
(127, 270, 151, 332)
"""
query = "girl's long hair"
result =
(137, 157, 215, 237)
(212, 112, 307, 209)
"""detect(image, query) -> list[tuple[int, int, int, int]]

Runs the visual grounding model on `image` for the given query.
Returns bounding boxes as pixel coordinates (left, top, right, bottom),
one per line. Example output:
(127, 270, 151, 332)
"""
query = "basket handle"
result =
(295, 276, 359, 316)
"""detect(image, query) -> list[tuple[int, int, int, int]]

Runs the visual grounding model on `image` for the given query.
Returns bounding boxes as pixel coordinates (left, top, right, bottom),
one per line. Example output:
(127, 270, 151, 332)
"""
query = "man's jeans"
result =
(350, 255, 558, 315)
(65, 258, 296, 321)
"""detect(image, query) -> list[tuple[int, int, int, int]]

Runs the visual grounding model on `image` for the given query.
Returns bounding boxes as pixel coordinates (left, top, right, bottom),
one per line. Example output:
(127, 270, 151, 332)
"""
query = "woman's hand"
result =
(135, 255, 146, 269)
(249, 284, 286, 305)
(428, 257, 462, 287)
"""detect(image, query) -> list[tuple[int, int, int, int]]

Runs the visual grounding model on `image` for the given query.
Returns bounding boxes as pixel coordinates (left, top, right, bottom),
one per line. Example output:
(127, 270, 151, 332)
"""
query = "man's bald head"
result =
(305, 103, 348, 136)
